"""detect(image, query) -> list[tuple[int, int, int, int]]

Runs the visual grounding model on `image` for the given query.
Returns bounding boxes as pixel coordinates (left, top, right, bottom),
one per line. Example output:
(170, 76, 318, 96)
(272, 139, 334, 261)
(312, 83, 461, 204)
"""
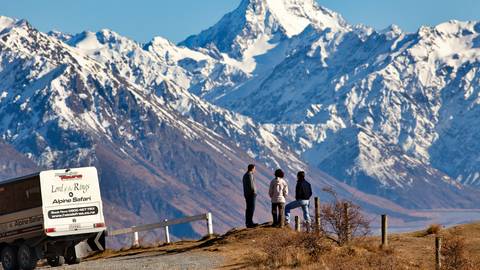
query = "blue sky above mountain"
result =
(1, 0, 479, 43)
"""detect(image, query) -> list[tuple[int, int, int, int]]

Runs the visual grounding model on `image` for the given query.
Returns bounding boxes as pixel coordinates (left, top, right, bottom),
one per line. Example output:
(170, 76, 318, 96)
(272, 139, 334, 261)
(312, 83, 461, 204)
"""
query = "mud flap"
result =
(75, 231, 106, 259)
(87, 231, 106, 251)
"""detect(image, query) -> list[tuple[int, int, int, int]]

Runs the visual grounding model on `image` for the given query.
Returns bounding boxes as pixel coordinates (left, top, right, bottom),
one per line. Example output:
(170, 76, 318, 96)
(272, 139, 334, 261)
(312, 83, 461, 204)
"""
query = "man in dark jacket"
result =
(285, 171, 312, 225)
(243, 164, 258, 228)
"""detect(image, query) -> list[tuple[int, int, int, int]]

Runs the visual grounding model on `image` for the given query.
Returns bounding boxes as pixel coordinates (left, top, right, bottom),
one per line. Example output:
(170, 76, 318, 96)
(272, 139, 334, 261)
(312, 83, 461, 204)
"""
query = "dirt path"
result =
(37, 251, 223, 270)
(33, 238, 225, 270)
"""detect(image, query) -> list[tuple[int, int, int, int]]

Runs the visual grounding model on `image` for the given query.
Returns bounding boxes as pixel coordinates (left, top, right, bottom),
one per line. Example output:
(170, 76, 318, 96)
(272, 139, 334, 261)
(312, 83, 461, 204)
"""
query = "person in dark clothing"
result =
(243, 164, 258, 228)
(285, 171, 312, 225)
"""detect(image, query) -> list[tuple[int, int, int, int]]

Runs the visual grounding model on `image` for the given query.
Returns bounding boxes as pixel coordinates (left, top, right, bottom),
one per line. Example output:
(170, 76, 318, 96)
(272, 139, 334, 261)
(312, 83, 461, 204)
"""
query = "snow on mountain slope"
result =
(47, 30, 73, 42)
(0, 16, 15, 31)
(64, 29, 249, 99)
(165, 0, 480, 207)
(1, 0, 480, 224)
(0, 19, 270, 237)
(0, 22, 234, 161)
(0, 16, 415, 239)
(63, 29, 303, 170)
(67, 30, 192, 89)
(210, 17, 480, 205)
(180, 0, 347, 79)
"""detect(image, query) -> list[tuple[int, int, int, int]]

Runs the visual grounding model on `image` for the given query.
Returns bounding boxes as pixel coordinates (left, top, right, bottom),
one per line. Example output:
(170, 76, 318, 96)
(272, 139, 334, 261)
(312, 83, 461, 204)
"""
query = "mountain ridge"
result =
(0, 13, 431, 243)
(1, 0, 480, 239)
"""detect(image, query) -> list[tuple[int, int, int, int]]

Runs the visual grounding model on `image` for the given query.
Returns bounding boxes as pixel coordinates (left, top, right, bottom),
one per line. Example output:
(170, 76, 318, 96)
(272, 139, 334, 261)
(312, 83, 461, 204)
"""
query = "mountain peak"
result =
(67, 31, 103, 51)
(0, 16, 32, 33)
(379, 24, 403, 40)
(241, 0, 345, 37)
(433, 20, 479, 35)
(180, 0, 347, 59)
(67, 29, 138, 54)
(0, 16, 16, 31)
(148, 36, 175, 48)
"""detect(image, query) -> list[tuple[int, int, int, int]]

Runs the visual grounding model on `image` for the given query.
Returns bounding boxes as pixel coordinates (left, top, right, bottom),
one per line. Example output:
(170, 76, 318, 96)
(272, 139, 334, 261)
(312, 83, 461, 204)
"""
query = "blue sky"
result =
(1, 0, 479, 43)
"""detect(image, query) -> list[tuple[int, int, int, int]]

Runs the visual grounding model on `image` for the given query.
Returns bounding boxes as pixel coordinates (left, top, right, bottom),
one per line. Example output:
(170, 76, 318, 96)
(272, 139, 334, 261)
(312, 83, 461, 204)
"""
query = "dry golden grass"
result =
(219, 222, 480, 269)
(83, 222, 480, 270)
(246, 229, 413, 270)
(439, 229, 480, 270)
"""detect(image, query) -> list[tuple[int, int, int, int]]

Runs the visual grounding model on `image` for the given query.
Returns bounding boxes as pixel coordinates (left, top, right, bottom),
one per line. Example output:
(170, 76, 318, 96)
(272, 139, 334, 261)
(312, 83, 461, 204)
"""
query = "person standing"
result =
(285, 171, 312, 225)
(269, 169, 288, 228)
(243, 164, 258, 228)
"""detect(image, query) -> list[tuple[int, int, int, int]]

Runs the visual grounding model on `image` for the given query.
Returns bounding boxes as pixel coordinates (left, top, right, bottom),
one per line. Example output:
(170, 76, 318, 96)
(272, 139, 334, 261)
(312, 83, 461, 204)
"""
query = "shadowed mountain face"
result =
(0, 141, 38, 180)
(0, 0, 479, 242)
(0, 15, 419, 243)
(178, 1, 480, 204)
(0, 19, 282, 239)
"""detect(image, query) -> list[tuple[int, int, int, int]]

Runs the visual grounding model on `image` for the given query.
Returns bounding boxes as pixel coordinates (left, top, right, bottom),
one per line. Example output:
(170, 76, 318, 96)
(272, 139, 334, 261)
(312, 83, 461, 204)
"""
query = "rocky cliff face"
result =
(180, 1, 480, 206)
(0, 13, 416, 242)
(206, 18, 480, 205)
(0, 18, 281, 237)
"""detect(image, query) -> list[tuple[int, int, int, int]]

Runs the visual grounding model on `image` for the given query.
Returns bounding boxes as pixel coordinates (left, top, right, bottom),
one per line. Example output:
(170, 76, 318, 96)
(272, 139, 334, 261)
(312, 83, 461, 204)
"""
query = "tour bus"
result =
(0, 167, 106, 270)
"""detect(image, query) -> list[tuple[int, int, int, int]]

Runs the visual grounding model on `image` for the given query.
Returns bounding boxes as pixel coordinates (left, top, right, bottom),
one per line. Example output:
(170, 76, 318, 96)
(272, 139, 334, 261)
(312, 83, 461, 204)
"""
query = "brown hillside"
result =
(90, 222, 480, 269)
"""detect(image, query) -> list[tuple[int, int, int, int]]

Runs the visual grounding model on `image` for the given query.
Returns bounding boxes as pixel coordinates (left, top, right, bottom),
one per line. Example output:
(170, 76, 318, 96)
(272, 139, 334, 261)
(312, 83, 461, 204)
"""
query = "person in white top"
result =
(269, 169, 289, 228)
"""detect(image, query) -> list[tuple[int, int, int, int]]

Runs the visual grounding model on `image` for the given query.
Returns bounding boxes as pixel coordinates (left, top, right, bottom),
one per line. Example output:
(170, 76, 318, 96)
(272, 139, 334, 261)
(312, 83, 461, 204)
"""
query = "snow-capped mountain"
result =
(0, 13, 423, 242)
(1, 0, 480, 238)
(63, 29, 304, 170)
(178, 0, 350, 99)
(181, 0, 347, 60)
(213, 19, 480, 192)
(0, 16, 306, 238)
(181, 1, 480, 207)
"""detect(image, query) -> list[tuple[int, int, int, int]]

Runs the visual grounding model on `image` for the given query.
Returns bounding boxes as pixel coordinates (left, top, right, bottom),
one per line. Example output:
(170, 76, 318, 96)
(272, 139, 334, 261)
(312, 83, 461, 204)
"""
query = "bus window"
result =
(0, 176, 41, 215)
(0, 184, 15, 215)
(14, 177, 41, 212)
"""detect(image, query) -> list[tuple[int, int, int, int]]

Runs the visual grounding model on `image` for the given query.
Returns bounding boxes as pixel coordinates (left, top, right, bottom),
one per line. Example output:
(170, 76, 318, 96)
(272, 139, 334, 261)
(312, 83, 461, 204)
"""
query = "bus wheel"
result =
(1, 246, 18, 270)
(17, 244, 38, 270)
(47, 256, 65, 267)
(65, 246, 81, 265)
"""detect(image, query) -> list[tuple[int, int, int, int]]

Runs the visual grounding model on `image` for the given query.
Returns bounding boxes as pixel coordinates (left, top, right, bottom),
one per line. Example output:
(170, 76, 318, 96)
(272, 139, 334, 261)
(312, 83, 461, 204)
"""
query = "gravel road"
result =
(35, 250, 224, 270)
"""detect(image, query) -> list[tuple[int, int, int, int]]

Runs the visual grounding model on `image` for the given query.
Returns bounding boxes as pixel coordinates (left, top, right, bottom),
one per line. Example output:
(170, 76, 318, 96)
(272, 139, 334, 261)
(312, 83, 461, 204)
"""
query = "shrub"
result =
(441, 234, 474, 270)
(321, 187, 370, 245)
(252, 229, 410, 269)
(253, 187, 376, 269)
(426, 224, 442, 235)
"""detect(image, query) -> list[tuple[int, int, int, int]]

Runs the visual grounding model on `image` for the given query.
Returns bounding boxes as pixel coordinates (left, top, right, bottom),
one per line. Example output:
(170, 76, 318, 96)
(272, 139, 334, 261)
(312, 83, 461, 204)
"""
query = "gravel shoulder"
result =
(35, 238, 225, 270)
(38, 250, 223, 270)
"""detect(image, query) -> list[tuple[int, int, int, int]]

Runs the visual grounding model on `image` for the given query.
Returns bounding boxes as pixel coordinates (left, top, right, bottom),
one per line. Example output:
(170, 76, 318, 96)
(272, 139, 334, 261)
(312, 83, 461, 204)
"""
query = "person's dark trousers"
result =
(245, 195, 256, 227)
(271, 203, 285, 227)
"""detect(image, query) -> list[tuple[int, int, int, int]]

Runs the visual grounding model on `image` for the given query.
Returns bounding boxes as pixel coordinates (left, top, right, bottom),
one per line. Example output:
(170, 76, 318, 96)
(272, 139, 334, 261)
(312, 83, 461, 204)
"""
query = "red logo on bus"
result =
(59, 175, 83, 180)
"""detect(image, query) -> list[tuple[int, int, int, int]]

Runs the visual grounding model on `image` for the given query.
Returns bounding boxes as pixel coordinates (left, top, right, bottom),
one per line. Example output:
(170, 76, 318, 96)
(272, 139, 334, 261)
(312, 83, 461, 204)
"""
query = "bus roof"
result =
(0, 171, 41, 186)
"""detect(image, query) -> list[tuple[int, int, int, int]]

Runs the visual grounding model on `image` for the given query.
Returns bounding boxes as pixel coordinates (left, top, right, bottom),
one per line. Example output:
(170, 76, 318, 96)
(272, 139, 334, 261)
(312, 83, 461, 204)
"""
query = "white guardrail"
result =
(107, 213, 214, 247)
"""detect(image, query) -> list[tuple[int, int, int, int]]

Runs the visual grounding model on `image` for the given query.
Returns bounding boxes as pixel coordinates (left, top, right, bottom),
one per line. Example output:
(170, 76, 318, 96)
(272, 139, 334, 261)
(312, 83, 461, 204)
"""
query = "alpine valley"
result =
(1, 0, 480, 242)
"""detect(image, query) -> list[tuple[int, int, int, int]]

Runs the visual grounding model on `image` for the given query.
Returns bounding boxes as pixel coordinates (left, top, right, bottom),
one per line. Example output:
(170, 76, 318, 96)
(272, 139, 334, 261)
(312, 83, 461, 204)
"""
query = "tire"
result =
(65, 246, 81, 265)
(47, 256, 65, 267)
(1, 246, 18, 270)
(17, 244, 38, 270)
